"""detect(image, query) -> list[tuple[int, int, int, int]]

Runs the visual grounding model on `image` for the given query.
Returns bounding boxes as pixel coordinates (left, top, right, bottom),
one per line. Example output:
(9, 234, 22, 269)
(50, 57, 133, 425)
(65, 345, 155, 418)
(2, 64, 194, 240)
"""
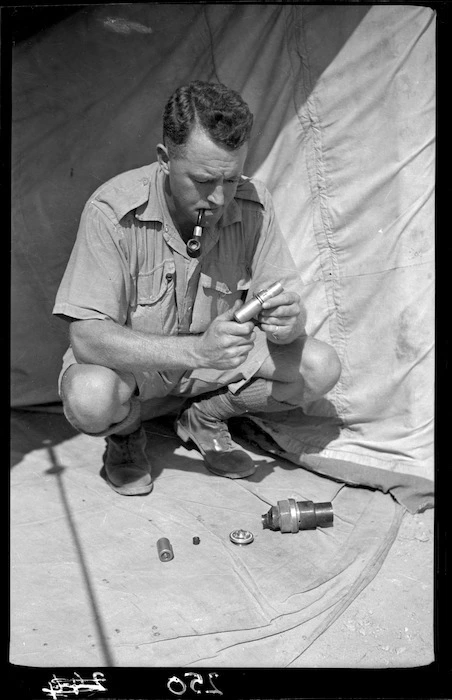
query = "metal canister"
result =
(157, 537, 174, 561)
(233, 281, 284, 323)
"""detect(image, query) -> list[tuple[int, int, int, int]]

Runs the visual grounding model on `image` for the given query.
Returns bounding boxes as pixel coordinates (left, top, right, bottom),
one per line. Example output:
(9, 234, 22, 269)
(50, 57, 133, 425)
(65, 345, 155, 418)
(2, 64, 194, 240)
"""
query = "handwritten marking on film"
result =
(42, 671, 107, 699)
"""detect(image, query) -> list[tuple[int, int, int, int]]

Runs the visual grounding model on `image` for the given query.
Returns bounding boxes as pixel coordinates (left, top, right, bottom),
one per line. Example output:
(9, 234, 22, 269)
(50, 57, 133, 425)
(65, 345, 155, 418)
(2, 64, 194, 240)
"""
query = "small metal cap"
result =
(157, 537, 174, 562)
(229, 529, 254, 545)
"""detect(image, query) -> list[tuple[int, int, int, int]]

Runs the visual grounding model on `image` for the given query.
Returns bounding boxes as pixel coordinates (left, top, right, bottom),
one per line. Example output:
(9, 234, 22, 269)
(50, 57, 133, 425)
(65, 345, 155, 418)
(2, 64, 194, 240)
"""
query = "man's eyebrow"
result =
(193, 172, 242, 181)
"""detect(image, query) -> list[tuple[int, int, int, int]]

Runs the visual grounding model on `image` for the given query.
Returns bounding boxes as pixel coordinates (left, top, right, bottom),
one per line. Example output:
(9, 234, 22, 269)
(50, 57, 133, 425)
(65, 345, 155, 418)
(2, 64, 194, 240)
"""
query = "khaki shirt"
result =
(53, 162, 302, 335)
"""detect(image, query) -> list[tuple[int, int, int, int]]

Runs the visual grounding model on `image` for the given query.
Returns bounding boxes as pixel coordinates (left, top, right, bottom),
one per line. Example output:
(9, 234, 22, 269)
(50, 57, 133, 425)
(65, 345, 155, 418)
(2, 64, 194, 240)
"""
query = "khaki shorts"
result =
(58, 327, 272, 417)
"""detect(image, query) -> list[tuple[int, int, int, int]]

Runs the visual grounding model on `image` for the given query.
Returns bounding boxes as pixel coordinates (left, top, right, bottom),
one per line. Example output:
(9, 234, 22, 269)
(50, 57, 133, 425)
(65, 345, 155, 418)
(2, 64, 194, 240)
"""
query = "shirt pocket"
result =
(129, 260, 177, 335)
(190, 266, 251, 333)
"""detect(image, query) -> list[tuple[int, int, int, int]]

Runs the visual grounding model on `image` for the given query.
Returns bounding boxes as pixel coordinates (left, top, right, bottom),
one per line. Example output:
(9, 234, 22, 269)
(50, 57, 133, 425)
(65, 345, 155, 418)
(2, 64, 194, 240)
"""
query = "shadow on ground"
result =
(11, 401, 343, 478)
(11, 408, 79, 467)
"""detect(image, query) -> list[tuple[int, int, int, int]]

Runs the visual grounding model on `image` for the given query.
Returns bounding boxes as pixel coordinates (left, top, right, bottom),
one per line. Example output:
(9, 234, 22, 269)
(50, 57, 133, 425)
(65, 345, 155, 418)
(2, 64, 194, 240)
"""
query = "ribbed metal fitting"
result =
(229, 529, 254, 545)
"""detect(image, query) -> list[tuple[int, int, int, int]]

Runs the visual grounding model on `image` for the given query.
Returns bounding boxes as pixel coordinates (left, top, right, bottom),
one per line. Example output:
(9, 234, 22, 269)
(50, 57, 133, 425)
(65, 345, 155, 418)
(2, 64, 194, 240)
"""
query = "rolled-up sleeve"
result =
(52, 202, 131, 324)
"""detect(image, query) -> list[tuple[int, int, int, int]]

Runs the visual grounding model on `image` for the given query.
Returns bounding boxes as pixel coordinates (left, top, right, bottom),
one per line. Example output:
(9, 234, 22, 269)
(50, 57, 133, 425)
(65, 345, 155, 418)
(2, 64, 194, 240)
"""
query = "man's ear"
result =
(156, 143, 170, 175)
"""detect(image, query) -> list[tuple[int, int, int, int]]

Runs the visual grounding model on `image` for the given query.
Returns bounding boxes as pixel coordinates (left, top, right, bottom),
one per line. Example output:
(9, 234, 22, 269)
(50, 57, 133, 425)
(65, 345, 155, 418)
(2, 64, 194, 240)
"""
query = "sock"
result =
(194, 379, 298, 420)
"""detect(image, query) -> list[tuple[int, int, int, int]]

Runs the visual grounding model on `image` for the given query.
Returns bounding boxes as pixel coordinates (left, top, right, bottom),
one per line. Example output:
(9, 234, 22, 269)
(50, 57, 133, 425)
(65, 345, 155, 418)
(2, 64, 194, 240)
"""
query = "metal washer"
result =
(229, 529, 254, 545)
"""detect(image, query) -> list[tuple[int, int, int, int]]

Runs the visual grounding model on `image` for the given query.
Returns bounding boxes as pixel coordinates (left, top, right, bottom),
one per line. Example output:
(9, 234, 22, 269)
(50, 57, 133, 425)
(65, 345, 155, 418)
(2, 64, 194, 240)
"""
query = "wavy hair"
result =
(163, 81, 253, 156)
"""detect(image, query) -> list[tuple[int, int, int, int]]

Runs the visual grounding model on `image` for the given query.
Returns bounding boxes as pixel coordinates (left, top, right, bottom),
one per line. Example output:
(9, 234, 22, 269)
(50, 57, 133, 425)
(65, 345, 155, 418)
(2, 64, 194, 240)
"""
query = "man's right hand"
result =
(195, 301, 256, 369)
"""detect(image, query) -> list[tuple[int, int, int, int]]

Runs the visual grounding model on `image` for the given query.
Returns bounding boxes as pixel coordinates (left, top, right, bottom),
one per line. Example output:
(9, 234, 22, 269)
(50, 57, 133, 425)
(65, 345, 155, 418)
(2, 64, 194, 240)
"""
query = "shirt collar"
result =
(218, 197, 242, 227)
(134, 163, 165, 223)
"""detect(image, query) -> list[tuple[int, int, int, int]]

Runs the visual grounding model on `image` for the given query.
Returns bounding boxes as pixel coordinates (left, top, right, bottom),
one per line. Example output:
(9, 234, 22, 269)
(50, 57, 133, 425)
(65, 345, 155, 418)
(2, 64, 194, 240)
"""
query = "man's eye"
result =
(194, 177, 238, 185)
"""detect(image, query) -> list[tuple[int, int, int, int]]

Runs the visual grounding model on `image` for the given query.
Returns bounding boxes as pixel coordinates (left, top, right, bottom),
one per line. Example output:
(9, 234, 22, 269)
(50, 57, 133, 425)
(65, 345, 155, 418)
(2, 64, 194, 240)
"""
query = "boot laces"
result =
(110, 430, 143, 461)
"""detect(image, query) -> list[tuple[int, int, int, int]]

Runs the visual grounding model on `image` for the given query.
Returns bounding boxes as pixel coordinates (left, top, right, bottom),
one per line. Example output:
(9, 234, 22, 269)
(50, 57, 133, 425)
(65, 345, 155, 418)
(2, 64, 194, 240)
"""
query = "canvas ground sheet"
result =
(10, 4, 434, 669)
(11, 410, 404, 667)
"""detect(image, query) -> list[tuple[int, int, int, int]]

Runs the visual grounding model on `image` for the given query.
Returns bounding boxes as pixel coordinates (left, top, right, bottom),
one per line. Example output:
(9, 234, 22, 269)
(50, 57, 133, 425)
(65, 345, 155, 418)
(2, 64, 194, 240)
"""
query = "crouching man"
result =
(53, 80, 341, 495)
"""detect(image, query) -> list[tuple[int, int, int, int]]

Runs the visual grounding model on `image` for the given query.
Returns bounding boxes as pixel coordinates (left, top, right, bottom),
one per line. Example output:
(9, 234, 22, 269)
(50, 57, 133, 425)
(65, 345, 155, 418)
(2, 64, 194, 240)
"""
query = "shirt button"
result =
(142, 178, 149, 185)
(165, 273, 173, 281)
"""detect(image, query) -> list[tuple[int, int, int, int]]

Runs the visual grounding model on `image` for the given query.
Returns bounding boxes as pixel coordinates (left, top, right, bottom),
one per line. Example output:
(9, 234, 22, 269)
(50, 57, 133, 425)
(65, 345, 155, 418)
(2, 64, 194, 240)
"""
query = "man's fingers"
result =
(261, 291, 300, 310)
(260, 306, 298, 321)
(224, 331, 255, 349)
(259, 309, 299, 326)
(217, 340, 254, 367)
(223, 320, 255, 336)
(260, 316, 291, 327)
(260, 295, 300, 321)
(216, 302, 255, 334)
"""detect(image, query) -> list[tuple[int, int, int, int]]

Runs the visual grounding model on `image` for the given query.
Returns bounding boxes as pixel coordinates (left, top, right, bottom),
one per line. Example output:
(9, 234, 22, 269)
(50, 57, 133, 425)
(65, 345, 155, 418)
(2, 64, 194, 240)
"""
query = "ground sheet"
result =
(11, 410, 403, 668)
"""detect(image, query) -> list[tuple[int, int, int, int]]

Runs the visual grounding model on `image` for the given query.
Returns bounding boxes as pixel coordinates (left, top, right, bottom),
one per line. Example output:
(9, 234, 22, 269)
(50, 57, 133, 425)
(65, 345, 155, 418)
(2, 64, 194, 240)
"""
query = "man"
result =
(53, 80, 341, 496)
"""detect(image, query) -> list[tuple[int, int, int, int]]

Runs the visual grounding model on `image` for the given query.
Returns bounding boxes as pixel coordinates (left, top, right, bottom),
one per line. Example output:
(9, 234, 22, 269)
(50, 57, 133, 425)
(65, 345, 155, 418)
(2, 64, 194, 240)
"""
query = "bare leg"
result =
(61, 364, 152, 495)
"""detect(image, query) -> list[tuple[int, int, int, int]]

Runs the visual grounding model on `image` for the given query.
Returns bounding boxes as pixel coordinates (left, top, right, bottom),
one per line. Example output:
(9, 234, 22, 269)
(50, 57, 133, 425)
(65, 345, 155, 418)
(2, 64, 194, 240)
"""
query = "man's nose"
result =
(207, 184, 225, 207)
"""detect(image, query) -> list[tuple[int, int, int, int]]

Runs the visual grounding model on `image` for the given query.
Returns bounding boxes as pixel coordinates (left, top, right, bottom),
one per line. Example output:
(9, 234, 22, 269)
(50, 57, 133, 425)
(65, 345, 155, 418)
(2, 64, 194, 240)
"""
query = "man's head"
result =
(157, 81, 254, 239)
(162, 80, 253, 158)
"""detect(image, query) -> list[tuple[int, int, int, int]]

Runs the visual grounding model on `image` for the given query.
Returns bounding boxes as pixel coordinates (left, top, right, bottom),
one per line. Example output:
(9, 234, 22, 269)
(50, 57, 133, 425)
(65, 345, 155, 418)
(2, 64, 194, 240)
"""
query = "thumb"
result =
(218, 299, 244, 321)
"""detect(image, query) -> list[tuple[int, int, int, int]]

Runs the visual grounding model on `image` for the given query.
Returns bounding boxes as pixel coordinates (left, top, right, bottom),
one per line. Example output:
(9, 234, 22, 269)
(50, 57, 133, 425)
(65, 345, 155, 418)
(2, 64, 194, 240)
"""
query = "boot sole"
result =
(205, 463, 256, 479)
(101, 466, 154, 496)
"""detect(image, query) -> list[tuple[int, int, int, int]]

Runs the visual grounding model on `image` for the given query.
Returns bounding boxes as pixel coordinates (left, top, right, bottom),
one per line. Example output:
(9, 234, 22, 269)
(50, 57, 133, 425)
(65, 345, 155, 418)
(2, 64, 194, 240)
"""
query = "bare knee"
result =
(260, 336, 341, 405)
(301, 338, 341, 399)
(61, 365, 136, 433)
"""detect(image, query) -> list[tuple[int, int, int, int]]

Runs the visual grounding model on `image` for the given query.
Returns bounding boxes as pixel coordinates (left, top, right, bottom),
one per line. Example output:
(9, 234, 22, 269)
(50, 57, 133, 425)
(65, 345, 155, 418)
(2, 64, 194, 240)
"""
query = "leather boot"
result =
(175, 380, 300, 479)
(175, 400, 256, 479)
(102, 425, 153, 495)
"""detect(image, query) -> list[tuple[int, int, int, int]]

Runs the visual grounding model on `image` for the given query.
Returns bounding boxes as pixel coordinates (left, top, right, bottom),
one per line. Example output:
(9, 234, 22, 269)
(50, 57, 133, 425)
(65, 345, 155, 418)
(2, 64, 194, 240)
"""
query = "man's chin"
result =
(202, 208, 222, 227)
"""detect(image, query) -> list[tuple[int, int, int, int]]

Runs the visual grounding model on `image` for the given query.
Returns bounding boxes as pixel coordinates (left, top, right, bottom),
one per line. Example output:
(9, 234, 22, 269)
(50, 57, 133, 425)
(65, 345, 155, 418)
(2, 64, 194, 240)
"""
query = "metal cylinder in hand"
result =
(233, 281, 284, 323)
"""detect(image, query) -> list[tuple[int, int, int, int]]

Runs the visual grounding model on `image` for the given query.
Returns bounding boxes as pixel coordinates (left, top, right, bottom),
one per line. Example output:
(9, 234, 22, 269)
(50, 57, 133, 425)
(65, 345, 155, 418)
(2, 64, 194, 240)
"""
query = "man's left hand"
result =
(258, 290, 302, 343)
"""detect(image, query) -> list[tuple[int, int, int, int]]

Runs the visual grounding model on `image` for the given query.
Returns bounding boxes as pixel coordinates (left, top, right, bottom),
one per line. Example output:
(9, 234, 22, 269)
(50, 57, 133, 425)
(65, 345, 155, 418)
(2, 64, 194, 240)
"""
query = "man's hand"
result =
(195, 301, 256, 369)
(258, 290, 302, 343)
